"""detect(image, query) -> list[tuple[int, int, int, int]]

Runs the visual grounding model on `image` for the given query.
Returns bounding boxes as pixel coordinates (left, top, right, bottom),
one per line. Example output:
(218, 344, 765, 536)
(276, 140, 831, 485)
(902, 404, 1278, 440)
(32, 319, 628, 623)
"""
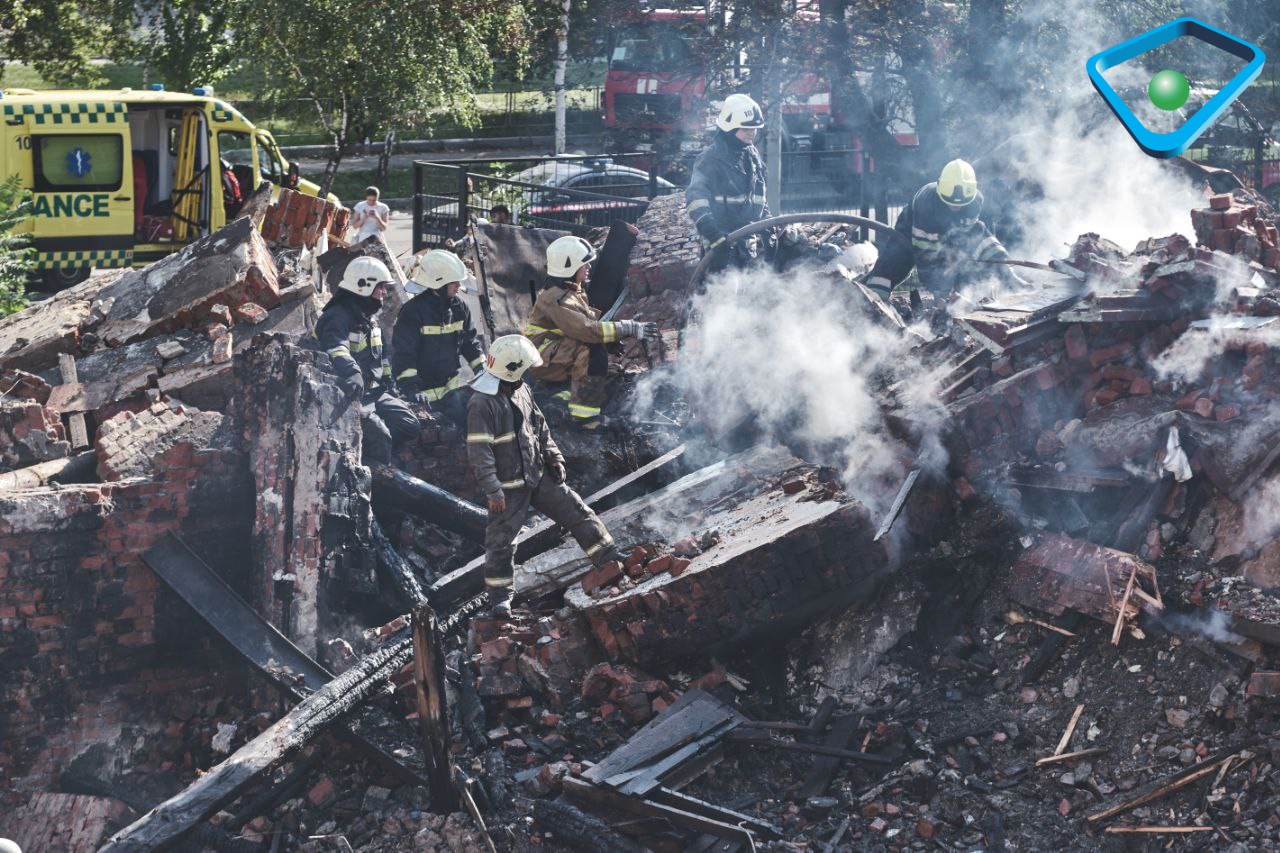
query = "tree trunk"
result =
(375, 129, 395, 186)
(554, 0, 571, 155)
(319, 95, 349, 199)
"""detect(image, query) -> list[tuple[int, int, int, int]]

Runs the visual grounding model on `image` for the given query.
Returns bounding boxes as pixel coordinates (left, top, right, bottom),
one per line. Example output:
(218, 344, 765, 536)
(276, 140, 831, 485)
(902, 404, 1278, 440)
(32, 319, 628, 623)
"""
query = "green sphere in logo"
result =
(1148, 69, 1190, 111)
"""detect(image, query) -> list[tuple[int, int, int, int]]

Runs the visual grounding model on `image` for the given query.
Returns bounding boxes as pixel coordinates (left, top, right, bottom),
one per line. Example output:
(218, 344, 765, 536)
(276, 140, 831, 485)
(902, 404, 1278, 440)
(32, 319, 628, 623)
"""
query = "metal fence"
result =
(412, 148, 911, 251)
(412, 154, 678, 250)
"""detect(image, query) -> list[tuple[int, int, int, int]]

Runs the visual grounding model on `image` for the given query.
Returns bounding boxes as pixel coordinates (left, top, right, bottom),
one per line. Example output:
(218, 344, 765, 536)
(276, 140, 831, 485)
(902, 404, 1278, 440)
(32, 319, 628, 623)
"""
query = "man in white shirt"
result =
(351, 186, 390, 243)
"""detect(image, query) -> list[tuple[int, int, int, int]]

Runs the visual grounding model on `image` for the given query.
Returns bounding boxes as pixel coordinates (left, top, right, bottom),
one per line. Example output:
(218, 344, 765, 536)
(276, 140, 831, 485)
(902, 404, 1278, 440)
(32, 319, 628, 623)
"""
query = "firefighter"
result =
(526, 236, 656, 430)
(865, 159, 1021, 303)
(314, 257, 421, 463)
(685, 93, 769, 270)
(467, 335, 622, 617)
(393, 249, 484, 426)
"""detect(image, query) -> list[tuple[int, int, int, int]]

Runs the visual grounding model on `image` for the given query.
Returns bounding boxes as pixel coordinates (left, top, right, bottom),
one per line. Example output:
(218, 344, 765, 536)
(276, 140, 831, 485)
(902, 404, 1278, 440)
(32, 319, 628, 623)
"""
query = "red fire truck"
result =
(600, 3, 918, 188)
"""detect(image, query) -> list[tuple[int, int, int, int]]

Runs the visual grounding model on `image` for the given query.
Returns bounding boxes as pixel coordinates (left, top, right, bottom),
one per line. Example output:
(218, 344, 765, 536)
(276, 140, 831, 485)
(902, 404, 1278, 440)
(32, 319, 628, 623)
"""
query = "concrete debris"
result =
(9, 187, 1280, 852)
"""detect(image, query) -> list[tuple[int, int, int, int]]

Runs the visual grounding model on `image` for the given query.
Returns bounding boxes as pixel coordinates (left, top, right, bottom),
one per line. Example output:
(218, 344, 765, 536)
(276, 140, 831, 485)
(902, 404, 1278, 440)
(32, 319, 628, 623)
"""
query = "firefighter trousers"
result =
(529, 339, 608, 421)
(362, 392, 421, 464)
(483, 474, 615, 590)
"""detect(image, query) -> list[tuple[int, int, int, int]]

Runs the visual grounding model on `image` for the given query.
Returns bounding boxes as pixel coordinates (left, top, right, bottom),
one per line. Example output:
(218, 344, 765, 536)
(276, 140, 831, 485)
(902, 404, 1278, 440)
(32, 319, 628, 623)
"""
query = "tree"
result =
(0, 0, 130, 86)
(0, 177, 32, 318)
(137, 0, 236, 90)
(234, 0, 534, 195)
(553, 0, 571, 154)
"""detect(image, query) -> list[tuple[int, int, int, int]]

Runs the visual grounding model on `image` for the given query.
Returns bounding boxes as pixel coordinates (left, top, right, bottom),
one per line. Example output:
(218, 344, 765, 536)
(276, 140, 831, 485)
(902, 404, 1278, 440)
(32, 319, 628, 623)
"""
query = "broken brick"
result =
(1209, 193, 1233, 210)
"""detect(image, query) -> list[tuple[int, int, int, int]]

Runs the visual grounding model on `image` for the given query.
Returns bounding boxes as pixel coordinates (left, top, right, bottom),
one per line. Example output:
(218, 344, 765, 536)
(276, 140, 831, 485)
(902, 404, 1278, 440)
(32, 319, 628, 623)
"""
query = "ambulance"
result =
(1, 85, 335, 288)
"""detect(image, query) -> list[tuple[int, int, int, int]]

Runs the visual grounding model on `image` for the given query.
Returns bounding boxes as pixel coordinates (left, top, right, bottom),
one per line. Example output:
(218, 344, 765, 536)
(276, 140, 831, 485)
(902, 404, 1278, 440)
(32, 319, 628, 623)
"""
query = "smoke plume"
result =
(632, 262, 950, 516)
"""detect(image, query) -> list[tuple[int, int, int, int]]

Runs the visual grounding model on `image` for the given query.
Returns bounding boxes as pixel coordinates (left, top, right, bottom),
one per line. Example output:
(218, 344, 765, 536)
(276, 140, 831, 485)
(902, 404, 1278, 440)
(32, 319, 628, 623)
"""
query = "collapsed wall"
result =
(0, 435, 251, 805)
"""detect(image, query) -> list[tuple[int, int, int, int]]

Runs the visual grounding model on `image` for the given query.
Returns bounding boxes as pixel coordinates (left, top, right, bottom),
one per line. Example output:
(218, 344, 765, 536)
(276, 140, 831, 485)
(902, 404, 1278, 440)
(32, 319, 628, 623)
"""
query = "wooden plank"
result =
(798, 714, 860, 800)
(562, 777, 771, 845)
(728, 732, 893, 765)
(617, 720, 740, 796)
(649, 787, 779, 836)
(585, 689, 743, 785)
(1054, 704, 1086, 756)
(1036, 747, 1107, 767)
(58, 353, 89, 448)
(1086, 754, 1236, 824)
(1104, 826, 1216, 834)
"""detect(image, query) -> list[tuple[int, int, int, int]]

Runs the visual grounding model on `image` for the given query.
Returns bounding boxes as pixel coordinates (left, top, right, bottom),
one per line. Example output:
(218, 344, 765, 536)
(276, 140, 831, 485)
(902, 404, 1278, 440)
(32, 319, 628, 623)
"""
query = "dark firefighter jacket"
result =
(685, 131, 769, 243)
(867, 182, 1011, 294)
(466, 382, 565, 502)
(391, 290, 484, 402)
(313, 291, 391, 399)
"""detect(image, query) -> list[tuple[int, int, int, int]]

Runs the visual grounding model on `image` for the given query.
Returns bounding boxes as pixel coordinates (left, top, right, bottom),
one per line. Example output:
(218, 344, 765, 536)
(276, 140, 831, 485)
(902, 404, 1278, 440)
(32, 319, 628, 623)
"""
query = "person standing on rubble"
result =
(865, 159, 1023, 307)
(393, 249, 485, 427)
(467, 335, 624, 617)
(314, 257, 421, 463)
(685, 93, 770, 271)
(525, 236, 657, 430)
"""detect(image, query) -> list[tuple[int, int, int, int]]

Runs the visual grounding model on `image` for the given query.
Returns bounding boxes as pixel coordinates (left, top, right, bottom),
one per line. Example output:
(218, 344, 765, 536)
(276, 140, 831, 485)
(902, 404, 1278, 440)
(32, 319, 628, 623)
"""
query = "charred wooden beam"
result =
(372, 463, 487, 543)
(0, 450, 96, 491)
(100, 636, 413, 851)
(412, 603, 456, 810)
(372, 517, 427, 608)
(532, 798, 649, 853)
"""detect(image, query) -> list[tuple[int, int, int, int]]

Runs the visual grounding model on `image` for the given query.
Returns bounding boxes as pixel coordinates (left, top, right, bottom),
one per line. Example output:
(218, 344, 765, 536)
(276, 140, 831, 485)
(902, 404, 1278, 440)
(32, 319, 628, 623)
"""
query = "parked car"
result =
(510, 159, 678, 230)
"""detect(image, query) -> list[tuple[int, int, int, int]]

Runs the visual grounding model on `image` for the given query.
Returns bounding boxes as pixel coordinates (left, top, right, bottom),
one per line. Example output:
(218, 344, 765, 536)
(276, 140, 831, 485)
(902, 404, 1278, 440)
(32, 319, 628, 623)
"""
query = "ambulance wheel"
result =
(39, 267, 90, 290)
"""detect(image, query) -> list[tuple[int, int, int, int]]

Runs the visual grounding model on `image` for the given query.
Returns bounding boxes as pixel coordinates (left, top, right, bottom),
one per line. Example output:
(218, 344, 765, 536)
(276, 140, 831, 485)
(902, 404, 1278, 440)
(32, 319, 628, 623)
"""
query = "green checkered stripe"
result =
(210, 101, 241, 123)
(33, 248, 133, 270)
(2, 102, 127, 125)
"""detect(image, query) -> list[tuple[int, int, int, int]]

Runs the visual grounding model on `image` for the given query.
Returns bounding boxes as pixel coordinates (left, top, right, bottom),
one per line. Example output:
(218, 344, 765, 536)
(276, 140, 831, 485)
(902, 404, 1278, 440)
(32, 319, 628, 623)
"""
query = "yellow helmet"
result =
(937, 159, 978, 208)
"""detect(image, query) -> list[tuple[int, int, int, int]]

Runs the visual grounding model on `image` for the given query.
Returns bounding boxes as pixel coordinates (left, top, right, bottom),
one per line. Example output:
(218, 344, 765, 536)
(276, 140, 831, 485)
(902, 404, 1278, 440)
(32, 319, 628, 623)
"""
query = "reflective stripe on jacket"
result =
(526, 281, 617, 349)
(391, 290, 484, 399)
(466, 384, 566, 501)
(313, 291, 390, 394)
(867, 182, 1010, 293)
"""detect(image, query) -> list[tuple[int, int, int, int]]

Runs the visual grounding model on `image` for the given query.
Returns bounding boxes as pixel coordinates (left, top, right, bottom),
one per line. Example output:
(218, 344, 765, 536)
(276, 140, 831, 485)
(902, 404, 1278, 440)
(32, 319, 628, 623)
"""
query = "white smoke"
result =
(1241, 475, 1280, 548)
(632, 262, 950, 516)
(973, 3, 1207, 262)
(1160, 608, 1245, 645)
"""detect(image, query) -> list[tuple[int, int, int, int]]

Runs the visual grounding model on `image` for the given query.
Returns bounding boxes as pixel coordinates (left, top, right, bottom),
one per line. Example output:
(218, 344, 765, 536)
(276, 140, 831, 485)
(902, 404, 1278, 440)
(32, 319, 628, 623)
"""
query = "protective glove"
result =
(618, 320, 659, 341)
(337, 370, 364, 402)
(548, 458, 567, 483)
(707, 234, 728, 251)
(487, 493, 506, 514)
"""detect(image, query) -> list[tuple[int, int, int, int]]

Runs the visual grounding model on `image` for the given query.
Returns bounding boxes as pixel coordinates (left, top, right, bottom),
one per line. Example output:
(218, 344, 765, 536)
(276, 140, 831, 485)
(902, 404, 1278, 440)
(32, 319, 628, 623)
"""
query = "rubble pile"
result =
(11, 178, 1280, 852)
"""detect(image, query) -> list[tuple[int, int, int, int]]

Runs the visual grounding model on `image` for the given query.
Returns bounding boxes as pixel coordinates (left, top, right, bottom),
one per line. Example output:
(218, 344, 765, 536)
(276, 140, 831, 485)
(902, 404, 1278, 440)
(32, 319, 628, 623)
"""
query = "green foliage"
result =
(0, 0, 132, 86)
(234, 0, 537, 140)
(139, 0, 237, 90)
(0, 177, 32, 318)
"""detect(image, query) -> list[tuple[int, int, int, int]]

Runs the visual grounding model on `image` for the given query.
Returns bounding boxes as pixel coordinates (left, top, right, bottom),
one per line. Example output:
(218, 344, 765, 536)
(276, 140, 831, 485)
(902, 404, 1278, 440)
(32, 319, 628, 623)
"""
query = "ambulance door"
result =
(22, 101, 135, 276)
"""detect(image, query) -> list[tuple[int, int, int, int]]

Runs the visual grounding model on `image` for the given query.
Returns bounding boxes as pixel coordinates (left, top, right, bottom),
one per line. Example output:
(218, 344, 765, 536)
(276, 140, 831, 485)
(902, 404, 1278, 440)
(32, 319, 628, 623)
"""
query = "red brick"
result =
(1193, 397, 1214, 418)
(1215, 404, 1240, 421)
(1093, 388, 1121, 406)
(669, 558, 691, 577)
(1130, 377, 1153, 395)
(1209, 193, 1233, 210)
(1213, 229, 1236, 252)
(1064, 325, 1089, 361)
(234, 302, 269, 325)
(1088, 341, 1132, 367)
(647, 554, 673, 575)
(307, 777, 336, 806)
(1222, 209, 1243, 229)
(991, 355, 1014, 377)
(1101, 364, 1141, 382)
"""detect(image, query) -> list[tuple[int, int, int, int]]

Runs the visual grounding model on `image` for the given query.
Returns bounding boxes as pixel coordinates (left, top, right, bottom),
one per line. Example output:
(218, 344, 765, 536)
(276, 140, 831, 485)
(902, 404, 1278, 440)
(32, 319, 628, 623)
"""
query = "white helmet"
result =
(405, 249, 467, 295)
(485, 335, 543, 382)
(716, 93, 765, 132)
(338, 256, 394, 297)
(546, 235, 597, 279)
